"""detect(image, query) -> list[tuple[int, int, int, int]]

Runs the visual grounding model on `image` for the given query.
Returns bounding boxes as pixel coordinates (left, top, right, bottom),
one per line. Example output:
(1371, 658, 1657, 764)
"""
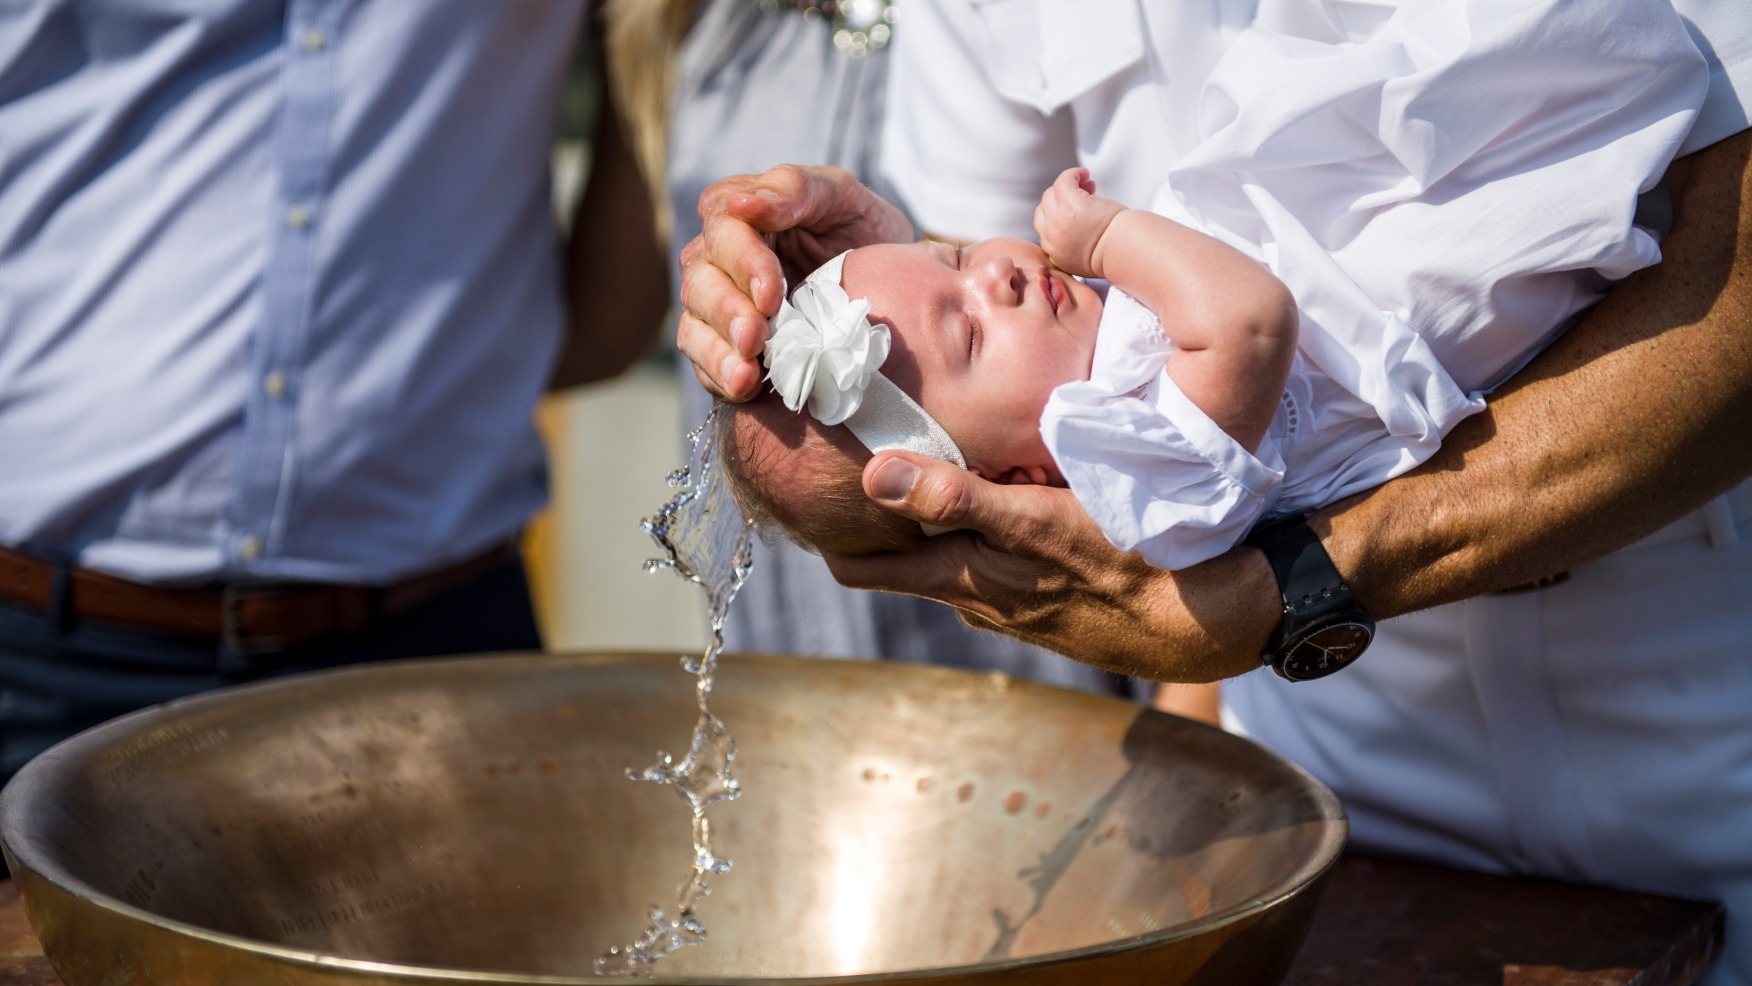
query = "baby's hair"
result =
(717, 388, 928, 557)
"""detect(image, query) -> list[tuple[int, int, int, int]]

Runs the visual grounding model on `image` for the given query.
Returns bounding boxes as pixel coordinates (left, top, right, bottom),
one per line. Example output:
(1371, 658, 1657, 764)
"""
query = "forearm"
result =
(1098, 209, 1297, 448)
(839, 133, 1747, 685)
(967, 536, 1279, 685)
(551, 81, 669, 391)
(1315, 131, 1752, 616)
(1096, 209, 1295, 349)
(1108, 131, 1749, 678)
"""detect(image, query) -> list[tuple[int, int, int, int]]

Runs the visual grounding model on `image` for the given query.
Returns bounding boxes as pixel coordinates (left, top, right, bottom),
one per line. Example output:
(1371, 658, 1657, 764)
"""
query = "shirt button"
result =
(285, 204, 312, 231)
(263, 371, 288, 400)
(238, 536, 263, 560)
(300, 29, 327, 53)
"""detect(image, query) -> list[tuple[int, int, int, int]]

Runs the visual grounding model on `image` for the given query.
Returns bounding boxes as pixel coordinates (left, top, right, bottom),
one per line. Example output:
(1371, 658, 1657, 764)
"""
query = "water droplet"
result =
(599, 407, 756, 977)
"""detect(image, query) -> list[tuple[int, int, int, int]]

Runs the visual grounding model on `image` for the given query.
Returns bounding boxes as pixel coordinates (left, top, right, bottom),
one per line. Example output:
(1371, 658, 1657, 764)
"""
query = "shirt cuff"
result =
(1042, 373, 1285, 571)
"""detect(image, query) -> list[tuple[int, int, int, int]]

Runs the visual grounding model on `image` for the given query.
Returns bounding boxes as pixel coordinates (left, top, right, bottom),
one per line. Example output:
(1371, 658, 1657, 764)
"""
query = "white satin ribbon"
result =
(765, 251, 966, 469)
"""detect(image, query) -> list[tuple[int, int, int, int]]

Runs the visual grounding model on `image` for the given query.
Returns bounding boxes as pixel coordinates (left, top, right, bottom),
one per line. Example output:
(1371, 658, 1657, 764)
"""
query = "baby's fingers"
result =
(1053, 167, 1094, 197)
(1033, 204, 1066, 266)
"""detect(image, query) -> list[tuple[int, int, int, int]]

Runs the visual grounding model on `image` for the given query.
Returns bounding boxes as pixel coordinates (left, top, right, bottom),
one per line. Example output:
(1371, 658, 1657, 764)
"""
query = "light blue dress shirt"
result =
(0, 0, 584, 585)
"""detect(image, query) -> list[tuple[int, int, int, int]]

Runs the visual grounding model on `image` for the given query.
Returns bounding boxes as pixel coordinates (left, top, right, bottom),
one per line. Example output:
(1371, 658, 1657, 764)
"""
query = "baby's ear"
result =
(993, 465, 1055, 486)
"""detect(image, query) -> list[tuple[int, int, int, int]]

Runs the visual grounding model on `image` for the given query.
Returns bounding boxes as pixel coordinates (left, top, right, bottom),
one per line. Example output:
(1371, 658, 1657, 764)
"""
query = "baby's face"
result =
(841, 237, 1102, 483)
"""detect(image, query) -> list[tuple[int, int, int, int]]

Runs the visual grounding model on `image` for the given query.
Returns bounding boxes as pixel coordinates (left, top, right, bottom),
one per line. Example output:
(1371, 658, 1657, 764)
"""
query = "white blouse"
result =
(1037, 0, 1708, 571)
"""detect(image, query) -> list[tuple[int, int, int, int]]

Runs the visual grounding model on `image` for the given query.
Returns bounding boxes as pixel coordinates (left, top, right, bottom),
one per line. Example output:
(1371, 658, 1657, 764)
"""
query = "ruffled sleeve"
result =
(1041, 289, 1286, 571)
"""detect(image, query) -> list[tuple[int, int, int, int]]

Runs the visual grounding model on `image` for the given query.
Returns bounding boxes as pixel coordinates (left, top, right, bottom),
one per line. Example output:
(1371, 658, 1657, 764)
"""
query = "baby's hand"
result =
(1034, 168, 1126, 279)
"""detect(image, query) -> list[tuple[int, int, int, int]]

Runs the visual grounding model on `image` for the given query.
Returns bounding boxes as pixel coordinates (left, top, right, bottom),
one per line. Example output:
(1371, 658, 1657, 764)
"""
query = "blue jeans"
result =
(0, 555, 542, 794)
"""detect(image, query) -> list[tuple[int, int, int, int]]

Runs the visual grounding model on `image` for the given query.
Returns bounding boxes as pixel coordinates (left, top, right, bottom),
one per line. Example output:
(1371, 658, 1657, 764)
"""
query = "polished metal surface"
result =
(0, 652, 1345, 985)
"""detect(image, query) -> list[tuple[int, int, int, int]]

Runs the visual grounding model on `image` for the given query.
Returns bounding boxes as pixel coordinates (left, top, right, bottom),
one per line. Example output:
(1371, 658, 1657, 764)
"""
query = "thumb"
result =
(865, 451, 1107, 560)
(863, 451, 1068, 552)
(863, 452, 980, 530)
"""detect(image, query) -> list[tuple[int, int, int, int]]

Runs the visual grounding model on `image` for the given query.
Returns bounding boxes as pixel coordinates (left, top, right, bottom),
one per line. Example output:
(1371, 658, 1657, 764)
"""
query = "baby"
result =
(723, 169, 1297, 563)
(723, 0, 1705, 569)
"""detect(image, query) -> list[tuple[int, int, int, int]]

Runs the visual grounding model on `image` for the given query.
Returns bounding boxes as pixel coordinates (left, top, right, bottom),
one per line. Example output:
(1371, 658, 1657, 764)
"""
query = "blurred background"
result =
(524, 54, 710, 657)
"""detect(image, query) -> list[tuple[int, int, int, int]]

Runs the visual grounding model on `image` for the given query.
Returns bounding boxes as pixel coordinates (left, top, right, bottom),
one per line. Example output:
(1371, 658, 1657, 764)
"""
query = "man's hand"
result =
(822, 452, 1278, 682)
(1033, 167, 1125, 279)
(813, 131, 1751, 689)
(677, 165, 914, 401)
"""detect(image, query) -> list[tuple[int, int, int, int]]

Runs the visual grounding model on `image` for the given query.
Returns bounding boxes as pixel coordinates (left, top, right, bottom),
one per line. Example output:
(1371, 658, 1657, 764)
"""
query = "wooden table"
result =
(1284, 855, 1722, 986)
(0, 878, 55, 986)
(0, 854, 1724, 985)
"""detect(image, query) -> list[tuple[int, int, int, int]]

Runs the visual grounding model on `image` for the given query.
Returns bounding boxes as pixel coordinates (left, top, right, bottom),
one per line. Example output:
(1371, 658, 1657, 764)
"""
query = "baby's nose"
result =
(978, 256, 1022, 304)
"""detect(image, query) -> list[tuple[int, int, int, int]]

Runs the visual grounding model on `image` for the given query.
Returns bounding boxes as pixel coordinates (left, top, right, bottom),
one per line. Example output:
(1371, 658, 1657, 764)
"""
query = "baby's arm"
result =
(1035, 168, 1297, 453)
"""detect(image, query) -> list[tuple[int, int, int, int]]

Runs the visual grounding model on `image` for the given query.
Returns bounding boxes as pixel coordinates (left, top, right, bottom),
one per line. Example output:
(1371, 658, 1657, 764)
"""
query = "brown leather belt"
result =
(0, 543, 518, 655)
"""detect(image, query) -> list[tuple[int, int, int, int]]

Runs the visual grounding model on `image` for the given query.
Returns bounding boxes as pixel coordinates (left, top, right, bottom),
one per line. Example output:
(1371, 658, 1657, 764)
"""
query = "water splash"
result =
(596, 406, 755, 978)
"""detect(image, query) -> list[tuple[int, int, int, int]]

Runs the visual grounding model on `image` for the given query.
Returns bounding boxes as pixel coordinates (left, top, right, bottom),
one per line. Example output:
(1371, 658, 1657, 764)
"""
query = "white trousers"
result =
(1227, 480, 1752, 986)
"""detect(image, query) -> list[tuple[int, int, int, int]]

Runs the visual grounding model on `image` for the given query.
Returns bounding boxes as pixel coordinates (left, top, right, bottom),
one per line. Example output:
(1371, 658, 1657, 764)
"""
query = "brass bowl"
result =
(0, 652, 1345, 985)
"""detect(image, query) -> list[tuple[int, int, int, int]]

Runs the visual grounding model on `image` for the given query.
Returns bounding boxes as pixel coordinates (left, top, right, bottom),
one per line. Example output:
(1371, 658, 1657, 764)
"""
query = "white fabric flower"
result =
(763, 274, 891, 426)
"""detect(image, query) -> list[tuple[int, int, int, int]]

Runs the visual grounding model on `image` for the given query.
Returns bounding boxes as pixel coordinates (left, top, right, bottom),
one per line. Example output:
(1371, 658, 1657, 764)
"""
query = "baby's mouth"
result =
(1041, 269, 1061, 314)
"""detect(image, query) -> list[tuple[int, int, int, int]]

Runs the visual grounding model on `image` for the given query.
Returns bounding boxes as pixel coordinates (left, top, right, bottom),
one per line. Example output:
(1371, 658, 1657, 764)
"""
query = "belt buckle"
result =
(220, 584, 294, 657)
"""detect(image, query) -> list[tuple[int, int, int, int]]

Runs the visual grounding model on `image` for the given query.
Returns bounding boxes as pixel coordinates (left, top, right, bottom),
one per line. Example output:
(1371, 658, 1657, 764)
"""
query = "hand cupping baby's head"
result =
(717, 389, 928, 557)
(718, 249, 952, 556)
(721, 240, 1100, 553)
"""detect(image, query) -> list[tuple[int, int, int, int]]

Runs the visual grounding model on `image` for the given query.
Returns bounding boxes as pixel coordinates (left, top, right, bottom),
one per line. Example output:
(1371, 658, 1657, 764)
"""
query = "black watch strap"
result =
(1252, 517, 1341, 606)
(1246, 515, 1373, 680)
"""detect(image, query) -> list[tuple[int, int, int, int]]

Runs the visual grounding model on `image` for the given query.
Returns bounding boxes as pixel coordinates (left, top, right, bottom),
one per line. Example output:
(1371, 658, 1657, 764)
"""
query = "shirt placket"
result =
(225, 0, 349, 575)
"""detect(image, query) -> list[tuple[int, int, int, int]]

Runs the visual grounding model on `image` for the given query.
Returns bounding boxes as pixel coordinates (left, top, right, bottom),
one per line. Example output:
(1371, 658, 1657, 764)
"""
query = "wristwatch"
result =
(1245, 515, 1374, 681)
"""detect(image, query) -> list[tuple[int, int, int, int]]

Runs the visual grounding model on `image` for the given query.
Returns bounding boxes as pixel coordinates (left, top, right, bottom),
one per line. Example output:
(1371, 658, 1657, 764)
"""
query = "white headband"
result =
(763, 251, 966, 469)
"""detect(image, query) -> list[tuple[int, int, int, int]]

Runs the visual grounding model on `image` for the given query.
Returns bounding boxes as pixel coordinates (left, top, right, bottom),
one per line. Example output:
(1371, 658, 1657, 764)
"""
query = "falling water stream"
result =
(595, 407, 755, 978)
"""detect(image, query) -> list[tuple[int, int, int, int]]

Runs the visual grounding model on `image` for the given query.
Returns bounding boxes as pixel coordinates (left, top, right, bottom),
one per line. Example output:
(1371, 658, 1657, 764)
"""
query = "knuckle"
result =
(675, 311, 708, 349)
(1006, 506, 1058, 557)
(924, 472, 978, 527)
(677, 262, 706, 309)
(696, 179, 735, 219)
(698, 173, 759, 220)
(768, 163, 806, 193)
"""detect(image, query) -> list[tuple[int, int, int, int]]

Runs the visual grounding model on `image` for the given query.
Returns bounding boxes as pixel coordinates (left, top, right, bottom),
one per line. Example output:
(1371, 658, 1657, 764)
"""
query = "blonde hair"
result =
(718, 391, 928, 557)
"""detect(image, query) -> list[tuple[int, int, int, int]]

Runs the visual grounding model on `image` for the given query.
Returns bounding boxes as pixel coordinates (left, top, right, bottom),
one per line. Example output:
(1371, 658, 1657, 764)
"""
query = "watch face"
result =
(1282, 621, 1373, 680)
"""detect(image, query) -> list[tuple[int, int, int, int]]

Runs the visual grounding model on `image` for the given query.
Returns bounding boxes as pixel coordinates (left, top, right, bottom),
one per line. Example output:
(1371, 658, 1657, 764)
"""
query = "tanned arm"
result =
(1321, 130, 1752, 617)
(828, 133, 1752, 682)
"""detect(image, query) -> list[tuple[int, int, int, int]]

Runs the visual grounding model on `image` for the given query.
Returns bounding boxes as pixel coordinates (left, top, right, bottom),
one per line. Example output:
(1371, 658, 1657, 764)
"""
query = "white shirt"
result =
(886, 7, 1752, 984)
(883, 0, 1252, 241)
(0, 1, 580, 584)
(885, 0, 1751, 234)
(1035, 0, 1706, 570)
